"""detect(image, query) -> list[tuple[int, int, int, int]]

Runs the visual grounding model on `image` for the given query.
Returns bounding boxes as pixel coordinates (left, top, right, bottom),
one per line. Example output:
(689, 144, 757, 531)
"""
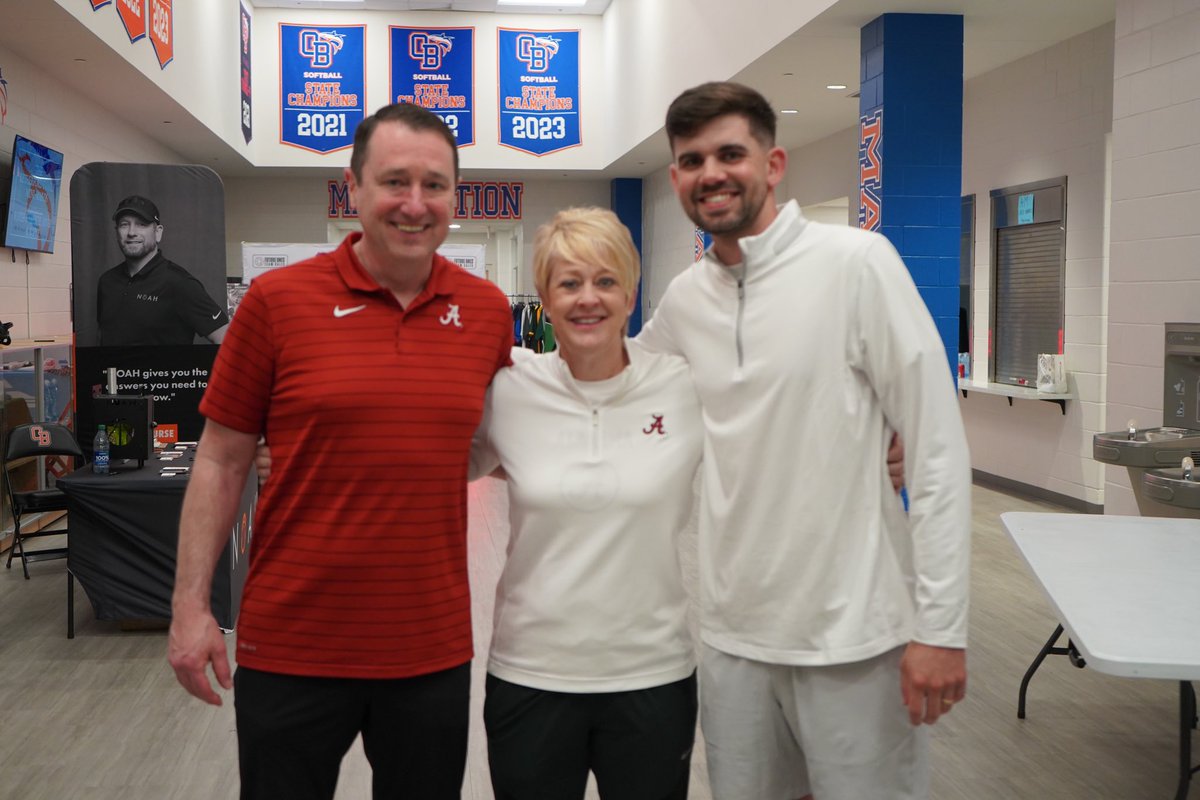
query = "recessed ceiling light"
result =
(449, 223, 462, 229)
(780, 109, 799, 115)
(498, 0, 586, 5)
(826, 84, 848, 90)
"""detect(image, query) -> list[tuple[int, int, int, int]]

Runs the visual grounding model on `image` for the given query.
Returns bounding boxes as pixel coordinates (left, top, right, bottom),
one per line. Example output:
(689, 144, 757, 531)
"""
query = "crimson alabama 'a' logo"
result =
(642, 415, 666, 436)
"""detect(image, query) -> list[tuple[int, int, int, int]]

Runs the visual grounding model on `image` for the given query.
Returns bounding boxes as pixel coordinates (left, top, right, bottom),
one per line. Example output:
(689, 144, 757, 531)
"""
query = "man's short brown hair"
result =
(665, 82, 777, 151)
(350, 103, 459, 181)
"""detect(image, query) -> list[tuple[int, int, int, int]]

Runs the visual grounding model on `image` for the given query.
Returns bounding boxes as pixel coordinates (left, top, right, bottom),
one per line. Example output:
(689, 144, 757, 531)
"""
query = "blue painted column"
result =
(610, 178, 644, 336)
(859, 13, 963, 370)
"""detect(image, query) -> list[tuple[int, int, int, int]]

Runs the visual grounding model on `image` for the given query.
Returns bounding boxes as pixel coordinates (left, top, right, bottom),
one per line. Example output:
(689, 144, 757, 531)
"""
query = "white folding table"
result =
(1001, 512, 1200, 799)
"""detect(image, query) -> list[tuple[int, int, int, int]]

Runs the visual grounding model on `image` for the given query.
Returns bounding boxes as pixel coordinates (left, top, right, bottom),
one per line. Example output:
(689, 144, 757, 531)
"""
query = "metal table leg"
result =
(67, 569, 74, 639)
(1178, 681, 1198, 800)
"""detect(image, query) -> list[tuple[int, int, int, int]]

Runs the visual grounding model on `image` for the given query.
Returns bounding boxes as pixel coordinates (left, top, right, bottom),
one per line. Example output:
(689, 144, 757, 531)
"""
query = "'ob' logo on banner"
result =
(515, 33, 559, 72)
(298, 29, 345, 68)
(409, 32, 453, 70)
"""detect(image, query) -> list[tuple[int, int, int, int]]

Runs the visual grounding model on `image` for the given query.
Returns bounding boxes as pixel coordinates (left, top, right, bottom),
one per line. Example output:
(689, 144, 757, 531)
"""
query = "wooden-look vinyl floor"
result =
(0, 481, 1191, 799)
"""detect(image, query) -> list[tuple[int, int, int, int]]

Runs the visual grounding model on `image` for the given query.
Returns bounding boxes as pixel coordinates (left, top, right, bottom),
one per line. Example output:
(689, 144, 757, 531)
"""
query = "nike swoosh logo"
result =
(333, 304, 367, 318)
(211, 310, 223, 320)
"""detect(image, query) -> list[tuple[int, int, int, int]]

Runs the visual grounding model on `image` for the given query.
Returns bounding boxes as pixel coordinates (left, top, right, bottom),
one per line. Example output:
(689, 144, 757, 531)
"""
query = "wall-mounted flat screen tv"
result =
(4, 134, 65, 254)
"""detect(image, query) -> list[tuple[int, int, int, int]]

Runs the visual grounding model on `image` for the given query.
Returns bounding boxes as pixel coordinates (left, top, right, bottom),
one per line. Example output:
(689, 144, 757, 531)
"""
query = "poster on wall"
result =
(69, 163, 230, 443)
(497, 28, 580, 156)
(279, 23, 365, 154)
(241, 242, 337, 283)
(240, 3, 252, 143)
(438, 243, 486, 281)
(390, 27, 475, 147)
(149, 0, 173, 69)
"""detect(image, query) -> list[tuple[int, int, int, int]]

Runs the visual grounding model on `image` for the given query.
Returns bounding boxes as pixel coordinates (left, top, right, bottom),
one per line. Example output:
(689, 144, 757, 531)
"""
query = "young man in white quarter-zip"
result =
(638, 81, 972, 800)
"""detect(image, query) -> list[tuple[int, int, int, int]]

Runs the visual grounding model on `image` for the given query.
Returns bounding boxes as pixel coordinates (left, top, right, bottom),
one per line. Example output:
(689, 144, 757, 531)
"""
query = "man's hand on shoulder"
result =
(887, 432, 905, 493)
(899, 641, 966, 725)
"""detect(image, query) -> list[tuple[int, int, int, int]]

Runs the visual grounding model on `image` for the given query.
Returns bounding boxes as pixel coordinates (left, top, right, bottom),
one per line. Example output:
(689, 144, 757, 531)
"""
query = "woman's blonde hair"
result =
(532, 207, 640, 299)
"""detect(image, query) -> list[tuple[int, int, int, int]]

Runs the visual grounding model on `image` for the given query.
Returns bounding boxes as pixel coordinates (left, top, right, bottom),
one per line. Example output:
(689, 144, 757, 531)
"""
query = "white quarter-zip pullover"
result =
(639, 201, 972, 666)
(471, 342, 704, 691)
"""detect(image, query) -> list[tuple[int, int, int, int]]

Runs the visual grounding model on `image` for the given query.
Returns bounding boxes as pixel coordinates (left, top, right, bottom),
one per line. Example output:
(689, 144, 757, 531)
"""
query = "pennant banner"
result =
(497, 28, 580, 156)
(115, 0, 146, 43)
(149, 0, 173, 69)
(240, 3, 252, 143)
(279, 23, 365, 154)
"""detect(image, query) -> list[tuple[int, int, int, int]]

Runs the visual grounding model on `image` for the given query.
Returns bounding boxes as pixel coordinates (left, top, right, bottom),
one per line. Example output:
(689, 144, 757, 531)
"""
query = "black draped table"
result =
(58, 446, 256, 632)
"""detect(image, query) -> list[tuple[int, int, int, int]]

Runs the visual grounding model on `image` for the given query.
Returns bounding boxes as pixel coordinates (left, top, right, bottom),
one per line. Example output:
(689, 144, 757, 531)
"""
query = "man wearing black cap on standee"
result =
(97, 195, 229, 346)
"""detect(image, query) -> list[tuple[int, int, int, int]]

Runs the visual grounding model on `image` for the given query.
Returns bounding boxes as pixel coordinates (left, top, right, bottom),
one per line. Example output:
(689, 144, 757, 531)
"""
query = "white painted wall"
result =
(0, 41, 184, 341)
(1105, 0, 1200, 514)
(779, 127, 857, 214)
(603, 0, 840, 160)
(640, 166, 694, 317)
(956, 23, 1115, 508)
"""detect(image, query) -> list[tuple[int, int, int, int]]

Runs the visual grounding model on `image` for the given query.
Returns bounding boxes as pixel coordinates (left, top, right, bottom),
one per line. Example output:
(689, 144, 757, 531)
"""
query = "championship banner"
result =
(240, 3, 252, 143)
(149, 0, 173, 69)
(115, 0, 146, 43)
(497, 28, 580, 156)
(390, 27, 474, 148)
(279, 24, 365, 154)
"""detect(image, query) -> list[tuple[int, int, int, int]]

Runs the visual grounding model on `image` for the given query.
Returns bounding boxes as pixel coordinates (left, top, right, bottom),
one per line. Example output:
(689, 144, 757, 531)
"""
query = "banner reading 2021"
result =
(497, 28, 580, 156)
(279, 24, 365, 154)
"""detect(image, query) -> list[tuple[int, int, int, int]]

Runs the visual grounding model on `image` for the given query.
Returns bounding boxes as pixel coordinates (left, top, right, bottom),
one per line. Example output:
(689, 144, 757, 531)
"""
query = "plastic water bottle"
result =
(93, 424, 110, 475)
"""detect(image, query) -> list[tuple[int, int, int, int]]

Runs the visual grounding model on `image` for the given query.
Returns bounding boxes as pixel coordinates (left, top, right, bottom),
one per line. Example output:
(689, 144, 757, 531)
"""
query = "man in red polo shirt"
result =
(167, 104, 512, 799)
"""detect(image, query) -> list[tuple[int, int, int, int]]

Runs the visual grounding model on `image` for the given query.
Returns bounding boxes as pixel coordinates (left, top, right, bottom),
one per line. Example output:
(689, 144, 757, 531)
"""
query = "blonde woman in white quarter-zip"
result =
(469, 207, 704, 800)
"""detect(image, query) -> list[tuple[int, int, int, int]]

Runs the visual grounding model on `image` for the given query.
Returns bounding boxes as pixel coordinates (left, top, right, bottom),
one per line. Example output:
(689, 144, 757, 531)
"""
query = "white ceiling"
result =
(0, 0, 1114, 181)
(252, 0, 613, 12)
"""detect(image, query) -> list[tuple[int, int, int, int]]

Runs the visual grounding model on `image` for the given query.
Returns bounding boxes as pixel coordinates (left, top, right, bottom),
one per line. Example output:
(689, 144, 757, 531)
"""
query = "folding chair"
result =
(3, 422, 82, 579)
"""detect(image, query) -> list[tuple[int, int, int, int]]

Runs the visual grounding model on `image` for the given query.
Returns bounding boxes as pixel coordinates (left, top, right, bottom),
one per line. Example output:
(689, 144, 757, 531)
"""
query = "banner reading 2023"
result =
(498, 28, 580, 156)
(279, 24, 365, 154)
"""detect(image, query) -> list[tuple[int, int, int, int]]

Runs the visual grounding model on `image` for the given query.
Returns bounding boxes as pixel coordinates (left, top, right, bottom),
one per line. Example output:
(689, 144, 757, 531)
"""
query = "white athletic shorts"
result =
(700, 643, 929, 800)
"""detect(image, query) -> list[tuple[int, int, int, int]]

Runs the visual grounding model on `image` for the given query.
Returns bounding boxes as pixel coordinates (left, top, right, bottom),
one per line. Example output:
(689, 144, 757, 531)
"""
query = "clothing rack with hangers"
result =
(507, 295, 553, 353)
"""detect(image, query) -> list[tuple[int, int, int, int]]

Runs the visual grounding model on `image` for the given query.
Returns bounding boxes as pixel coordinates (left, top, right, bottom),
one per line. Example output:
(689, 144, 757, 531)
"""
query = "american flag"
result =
(693, 227, 707, 262)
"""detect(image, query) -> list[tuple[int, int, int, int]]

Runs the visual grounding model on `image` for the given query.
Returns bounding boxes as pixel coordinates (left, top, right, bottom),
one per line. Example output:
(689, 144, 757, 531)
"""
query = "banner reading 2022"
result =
(279, 24, 365, 154)
(498, 28, 580, 156)
(391, 27, 474, 148)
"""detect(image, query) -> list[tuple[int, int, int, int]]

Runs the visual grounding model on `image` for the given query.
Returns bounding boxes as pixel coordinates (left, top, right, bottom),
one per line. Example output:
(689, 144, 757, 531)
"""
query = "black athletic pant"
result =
(484, 671, 698, 800)
(234, 663, 470, 800)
